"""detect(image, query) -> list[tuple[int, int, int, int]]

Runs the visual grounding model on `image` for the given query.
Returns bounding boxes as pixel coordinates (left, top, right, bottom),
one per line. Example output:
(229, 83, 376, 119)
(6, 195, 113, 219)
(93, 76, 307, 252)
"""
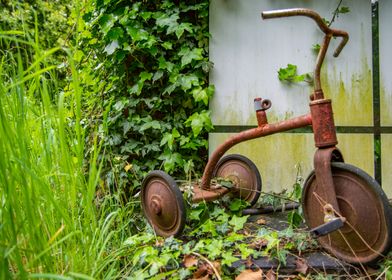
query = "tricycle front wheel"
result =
(302, 162, 392, 264)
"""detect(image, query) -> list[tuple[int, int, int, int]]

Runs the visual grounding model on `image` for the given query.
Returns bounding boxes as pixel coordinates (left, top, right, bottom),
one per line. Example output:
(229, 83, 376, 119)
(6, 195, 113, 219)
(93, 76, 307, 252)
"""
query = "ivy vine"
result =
(81, 1, 213, 192)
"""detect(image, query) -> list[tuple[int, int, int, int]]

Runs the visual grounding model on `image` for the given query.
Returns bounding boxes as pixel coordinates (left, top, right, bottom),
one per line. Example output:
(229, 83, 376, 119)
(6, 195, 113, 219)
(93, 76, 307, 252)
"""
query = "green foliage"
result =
(278, 64, 312, 84)
(81, 1, 213, 192)
(0, 0, 75, 88)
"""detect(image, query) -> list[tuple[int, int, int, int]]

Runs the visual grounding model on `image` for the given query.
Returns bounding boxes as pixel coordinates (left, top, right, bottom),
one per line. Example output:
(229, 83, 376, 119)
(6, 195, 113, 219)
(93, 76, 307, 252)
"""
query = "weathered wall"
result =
(380, 0, 392, 193)
(209, 0, 392, 196)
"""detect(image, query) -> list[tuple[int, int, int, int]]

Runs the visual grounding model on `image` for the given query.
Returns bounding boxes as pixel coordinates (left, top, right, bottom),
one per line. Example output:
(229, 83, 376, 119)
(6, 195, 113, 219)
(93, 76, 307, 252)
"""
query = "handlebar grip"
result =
(331, 30, 349, 57)
(261, 8, 349, 58)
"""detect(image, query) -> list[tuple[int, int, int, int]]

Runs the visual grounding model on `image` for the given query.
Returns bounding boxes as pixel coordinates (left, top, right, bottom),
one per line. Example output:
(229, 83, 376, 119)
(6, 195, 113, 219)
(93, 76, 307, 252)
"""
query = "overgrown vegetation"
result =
(80, 1, 213, 193)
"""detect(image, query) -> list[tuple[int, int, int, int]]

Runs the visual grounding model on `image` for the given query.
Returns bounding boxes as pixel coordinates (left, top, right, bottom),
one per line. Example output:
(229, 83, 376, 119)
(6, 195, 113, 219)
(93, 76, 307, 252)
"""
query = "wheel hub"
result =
(150, 196, 162, 215)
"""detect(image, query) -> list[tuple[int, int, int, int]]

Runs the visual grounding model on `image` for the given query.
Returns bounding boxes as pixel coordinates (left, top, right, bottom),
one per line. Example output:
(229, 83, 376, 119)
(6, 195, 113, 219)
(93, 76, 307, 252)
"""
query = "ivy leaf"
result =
(162, 42, 172, 50)
(278, 64, 297, 81)
(180, 74, 199, 91)
(237, 243, 254, 259)
(191, 87, 208, 105)
(178, 47, 203, 67)
(152, 71, 164, 83)
(221, 251, 238, 266)
(140, 120, 161, 131)
(158, 150, 183, 172)
(200, 220, 217, 236)
(139, 71, 153, 82)
(156, 13, 179, 35)
(185, 111, 213, 137)
(104, 40, 119, 55)
(338, 6, 350, 14)
(229, 199, 248, 212)
(229, 215, 249, 232)
(175, 22, 193, 39)
(189, 207, 204, 221)
(287, 210, 303, 228)
(126, 26, 149, 42)
(99, 14, 116, 34)
(129, 82, 143, 95)
(158, 56, 175, 72)
(205, 239, 223, 259)
(106, 27, 124, 40)
(160, 128, 180, 150)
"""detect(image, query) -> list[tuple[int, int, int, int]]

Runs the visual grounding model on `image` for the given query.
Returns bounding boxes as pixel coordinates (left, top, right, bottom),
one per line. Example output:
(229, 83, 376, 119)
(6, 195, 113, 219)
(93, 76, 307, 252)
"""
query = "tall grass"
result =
(0, 28, 140, 278)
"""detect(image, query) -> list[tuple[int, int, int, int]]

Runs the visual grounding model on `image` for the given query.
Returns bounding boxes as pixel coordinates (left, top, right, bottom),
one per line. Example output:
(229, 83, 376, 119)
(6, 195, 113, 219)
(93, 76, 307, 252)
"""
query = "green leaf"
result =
(192, 87, 208, 105)
(156, 13, 179, 35)
(185, 111, 213, 137)
(178, 47, 203, 67)
(237, 243, 254, 259)
(160, 130, 179, 151)
(312, 43, 321, 53)
(221, 251, 238, 266)
(229, 215, 249, 232)
(158, 150, 183, 172)
(287, 210, 303, 228)
(139, 71, 153, 82)
(140, 120, 161, 131)
(200, 220, 217, 236)
(158, 56, 175, 72)
(180, 74, 199, 91)
(229, 199, 248, 212)
(126, 26, 149, 42)
(152, 71, 164, 83)
(338, 6, 350, 14)
(106, 27, 124, 40)
(104, 41, 119, 55)
(99, 14, 116, 34)
(205, 239, 223, 259)
(189, 207, 204, 221)
(162, 42, 173, 50)
(175, 22, 193, 39)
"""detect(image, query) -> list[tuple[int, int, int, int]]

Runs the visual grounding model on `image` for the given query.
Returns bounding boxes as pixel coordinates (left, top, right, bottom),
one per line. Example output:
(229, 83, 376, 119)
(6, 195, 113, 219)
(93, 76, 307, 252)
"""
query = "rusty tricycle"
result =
(141, 8, 392, 265)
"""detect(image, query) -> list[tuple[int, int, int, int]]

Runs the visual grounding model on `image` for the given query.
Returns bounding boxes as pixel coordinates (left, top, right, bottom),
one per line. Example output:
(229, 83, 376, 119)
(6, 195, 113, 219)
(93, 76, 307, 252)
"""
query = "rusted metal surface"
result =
(313, 148, 342, 214)
(141, 171, 186, 237)
(213, 154, 262, 205)
(242, 202, 299, 215)
(310, 99, 338, 147)
(192, 184, 230, 203)
(302, 162, 392, 264)
(254, 98, 270, 127)
(199, 114, 312, 190)
(261, 8, 349, 96)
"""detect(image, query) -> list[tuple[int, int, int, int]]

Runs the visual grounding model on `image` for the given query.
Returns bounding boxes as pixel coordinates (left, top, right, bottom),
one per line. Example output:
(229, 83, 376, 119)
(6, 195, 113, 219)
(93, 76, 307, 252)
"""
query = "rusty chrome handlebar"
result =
(261, 8, 349, 96)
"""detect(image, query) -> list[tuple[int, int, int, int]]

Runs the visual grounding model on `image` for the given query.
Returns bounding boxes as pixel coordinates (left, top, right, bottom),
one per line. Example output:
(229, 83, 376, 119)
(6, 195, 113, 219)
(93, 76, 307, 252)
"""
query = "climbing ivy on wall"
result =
(82, 1, 213, 191)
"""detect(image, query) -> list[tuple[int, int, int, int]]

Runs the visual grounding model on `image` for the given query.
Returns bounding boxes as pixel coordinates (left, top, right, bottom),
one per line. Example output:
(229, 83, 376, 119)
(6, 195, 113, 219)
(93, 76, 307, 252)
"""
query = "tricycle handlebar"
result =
(261, 8, 348, 57)
(261, 8, 349, 94)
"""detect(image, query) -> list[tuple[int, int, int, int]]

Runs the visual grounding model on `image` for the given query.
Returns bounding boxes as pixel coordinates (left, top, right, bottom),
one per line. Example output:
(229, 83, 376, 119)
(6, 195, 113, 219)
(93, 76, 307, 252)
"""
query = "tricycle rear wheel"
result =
(302, 162, 392, 264)
(141, 170, 186, 237)
(213, 154, 262, 206)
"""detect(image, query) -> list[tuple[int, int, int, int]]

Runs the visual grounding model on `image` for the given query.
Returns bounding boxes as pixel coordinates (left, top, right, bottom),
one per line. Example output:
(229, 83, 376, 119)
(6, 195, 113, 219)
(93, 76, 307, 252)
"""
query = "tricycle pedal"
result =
(310, 218, 345, 237)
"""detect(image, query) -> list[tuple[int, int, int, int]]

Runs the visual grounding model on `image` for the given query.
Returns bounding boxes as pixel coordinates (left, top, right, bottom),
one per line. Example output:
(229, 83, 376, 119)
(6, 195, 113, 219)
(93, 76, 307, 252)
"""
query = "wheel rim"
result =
(213, 154, 261, 206)
(302, 162, 392, 264)
(141, 171, 186, 237)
